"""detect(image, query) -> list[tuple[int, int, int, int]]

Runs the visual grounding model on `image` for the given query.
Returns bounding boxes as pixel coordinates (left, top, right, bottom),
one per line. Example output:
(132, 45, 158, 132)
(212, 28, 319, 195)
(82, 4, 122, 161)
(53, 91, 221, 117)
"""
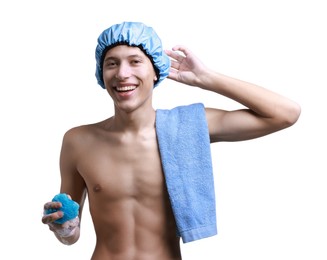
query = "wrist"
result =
(51, 216, 80, 238)
(54, 225, 78, 238)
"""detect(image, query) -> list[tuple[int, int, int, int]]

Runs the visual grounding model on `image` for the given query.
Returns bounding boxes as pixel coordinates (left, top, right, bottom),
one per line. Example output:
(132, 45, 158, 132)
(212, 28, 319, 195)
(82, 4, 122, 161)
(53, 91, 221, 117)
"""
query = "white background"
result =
(1, 0, 326, 259)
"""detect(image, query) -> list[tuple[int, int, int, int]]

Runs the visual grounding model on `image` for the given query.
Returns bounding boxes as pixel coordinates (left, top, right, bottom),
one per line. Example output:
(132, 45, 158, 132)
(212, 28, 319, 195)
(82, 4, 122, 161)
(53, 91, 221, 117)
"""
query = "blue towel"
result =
(156, 103, 217, 243)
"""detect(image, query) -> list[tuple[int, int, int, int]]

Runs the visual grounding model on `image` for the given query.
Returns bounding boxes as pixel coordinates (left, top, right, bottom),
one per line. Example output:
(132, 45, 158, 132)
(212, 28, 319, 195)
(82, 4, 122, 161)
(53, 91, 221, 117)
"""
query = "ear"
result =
(154, 75, 158, 81)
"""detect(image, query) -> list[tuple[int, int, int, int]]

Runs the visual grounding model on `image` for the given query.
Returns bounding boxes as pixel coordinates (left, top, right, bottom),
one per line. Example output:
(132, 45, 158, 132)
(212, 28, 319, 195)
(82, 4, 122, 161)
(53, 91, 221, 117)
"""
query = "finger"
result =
(165, 50, 178, 61)
(170, 60, 180, 70)
(172, 45, 192, 57)
(43, 201, 62, 211)
(166, 49, 185, 62)
(42, 211, 64, 224)
(167, 69, 179, 82)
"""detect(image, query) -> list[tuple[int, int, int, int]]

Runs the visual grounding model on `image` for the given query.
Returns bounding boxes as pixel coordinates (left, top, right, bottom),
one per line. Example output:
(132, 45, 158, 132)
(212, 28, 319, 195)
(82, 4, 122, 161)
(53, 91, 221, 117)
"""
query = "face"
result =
(102, 45, 158, 113)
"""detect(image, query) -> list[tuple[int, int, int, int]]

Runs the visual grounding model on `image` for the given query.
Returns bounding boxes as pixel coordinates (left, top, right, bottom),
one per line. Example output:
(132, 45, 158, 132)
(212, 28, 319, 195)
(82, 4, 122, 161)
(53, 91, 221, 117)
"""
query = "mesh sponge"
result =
(45, 193, 79, 224)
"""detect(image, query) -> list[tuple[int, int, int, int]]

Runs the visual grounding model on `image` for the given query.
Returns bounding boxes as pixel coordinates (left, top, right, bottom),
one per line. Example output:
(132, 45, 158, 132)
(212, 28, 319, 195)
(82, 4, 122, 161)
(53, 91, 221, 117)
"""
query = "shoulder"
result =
(63, 125, 91, 142)
(62, 119, 109, 146)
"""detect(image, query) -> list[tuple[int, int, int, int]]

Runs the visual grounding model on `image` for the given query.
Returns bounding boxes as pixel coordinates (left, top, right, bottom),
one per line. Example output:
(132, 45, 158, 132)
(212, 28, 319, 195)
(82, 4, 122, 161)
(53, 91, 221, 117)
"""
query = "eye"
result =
(131, 59, 142, 65)
(104, 60, 118, 69)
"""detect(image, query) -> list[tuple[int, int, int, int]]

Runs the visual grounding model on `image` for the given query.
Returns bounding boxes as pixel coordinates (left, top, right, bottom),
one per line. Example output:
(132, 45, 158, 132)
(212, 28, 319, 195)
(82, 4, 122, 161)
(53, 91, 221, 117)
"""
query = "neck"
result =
(111, 105, 156, 133)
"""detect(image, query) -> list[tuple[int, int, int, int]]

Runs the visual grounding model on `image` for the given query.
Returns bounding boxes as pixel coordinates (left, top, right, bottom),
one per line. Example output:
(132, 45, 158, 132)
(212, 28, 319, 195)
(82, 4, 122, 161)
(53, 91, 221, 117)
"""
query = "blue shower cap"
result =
(95, 21, 171, 88)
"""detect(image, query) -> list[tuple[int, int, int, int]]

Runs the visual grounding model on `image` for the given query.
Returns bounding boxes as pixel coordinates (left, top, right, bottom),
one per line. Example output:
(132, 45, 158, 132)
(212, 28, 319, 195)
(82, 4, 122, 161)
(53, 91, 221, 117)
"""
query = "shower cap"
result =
(95, 21, 171, 88)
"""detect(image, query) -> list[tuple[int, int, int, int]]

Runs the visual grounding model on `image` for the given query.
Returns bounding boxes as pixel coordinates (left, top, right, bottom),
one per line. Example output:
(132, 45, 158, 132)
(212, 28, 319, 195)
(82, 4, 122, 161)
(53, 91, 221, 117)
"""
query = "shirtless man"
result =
(42, 22, 301, 260)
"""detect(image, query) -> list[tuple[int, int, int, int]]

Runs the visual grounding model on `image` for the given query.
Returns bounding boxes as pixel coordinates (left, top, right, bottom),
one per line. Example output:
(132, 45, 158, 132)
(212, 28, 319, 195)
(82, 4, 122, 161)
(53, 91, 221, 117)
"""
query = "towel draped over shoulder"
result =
(156, 103, 217, 243)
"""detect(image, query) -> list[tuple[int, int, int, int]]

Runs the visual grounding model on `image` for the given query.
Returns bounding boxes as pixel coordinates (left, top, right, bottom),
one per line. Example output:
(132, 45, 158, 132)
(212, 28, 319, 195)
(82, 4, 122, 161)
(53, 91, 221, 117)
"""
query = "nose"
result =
(115, 62, 131, 80)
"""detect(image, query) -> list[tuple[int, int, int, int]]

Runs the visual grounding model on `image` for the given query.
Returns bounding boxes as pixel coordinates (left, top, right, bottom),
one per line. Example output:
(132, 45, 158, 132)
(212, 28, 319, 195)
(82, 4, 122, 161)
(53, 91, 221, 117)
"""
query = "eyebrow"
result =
(103, 54, 144, 63)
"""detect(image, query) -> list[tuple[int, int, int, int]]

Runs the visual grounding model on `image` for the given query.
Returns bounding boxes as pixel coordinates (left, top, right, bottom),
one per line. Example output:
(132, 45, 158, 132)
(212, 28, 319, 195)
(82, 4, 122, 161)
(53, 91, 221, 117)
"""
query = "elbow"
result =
(282, 101, 301, 128)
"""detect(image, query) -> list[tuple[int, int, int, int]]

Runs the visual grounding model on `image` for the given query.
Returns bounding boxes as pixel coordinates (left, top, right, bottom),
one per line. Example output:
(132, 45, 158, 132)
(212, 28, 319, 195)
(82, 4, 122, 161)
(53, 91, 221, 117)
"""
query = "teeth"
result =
(116, 86, 136, 91)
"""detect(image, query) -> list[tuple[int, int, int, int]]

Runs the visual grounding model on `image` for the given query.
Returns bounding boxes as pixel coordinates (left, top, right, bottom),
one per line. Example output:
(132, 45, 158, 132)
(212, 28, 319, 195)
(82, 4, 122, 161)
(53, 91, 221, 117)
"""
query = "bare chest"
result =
(78, 133, 166, 200)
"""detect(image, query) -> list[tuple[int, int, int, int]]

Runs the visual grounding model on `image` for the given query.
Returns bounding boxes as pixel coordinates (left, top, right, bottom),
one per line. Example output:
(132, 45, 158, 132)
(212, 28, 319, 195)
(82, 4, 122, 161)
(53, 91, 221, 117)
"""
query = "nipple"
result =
(93, 184, 102, 192)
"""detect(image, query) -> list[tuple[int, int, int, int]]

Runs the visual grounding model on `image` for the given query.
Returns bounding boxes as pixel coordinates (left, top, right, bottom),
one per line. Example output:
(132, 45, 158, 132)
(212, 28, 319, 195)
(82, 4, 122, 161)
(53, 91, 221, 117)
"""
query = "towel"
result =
(156, 103, 217, 243)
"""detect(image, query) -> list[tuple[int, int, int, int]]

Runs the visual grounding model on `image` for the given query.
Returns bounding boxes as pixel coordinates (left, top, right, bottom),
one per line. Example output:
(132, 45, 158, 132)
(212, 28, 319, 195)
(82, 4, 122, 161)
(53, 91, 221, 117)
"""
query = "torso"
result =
(70, 117, 181, 260)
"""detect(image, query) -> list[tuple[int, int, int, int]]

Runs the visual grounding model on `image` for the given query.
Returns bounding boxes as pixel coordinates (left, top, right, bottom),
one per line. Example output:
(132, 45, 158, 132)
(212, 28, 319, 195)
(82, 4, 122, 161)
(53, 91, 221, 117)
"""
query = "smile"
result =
(115, 86, 137, 92)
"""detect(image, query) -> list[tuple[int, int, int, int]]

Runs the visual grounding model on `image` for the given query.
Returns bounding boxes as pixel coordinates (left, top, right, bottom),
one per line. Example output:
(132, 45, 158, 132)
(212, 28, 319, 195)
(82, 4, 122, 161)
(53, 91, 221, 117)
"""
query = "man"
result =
(42, 21, 301, 260)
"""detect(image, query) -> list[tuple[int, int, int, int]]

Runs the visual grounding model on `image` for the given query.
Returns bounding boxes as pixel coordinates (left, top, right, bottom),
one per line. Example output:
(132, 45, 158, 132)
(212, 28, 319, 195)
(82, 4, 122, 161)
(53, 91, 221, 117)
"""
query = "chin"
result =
(115, 102, 139, 113)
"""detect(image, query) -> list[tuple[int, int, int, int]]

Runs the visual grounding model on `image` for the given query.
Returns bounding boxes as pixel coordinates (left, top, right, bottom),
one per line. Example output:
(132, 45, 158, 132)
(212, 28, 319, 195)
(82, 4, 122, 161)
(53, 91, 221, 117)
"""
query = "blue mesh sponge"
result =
(95, 21, 171, 89)
(46, 193, 79, 224)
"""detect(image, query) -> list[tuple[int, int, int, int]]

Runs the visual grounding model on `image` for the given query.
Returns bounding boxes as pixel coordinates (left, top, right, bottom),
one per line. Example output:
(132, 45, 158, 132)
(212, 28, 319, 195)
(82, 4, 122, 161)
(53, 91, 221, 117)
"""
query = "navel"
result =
(93, 184, 102, 192)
